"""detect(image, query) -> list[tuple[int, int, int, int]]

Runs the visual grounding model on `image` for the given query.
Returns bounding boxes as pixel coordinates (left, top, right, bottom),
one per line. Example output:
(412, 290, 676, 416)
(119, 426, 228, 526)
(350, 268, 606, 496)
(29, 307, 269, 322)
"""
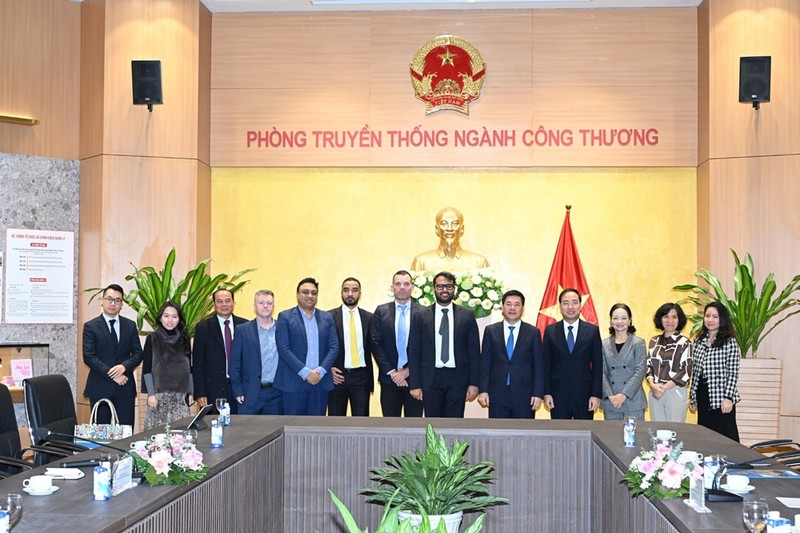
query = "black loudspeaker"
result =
(739, 56, 771, 104)
(131, 60, 163, 109)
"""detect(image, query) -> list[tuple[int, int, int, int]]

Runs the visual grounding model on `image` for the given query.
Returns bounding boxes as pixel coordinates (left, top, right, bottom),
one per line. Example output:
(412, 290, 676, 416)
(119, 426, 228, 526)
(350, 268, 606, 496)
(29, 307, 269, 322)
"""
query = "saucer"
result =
(23, 485, 60, 496)
(45, 467, 85, 480)
(720, 483, 755, 494)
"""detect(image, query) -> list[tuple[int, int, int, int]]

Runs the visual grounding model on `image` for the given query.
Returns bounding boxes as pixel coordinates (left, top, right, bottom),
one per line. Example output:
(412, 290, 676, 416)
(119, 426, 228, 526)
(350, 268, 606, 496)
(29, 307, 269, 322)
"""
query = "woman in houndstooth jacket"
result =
(689, 301, 741, 442)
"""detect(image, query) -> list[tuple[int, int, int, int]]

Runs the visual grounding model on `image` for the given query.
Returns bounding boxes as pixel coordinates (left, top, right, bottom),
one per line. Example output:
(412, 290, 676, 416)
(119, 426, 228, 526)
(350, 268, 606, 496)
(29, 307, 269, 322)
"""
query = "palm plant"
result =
(87, 248, 253, 337)
(673, 249, 800, 358)
(362, 425, 506, 517)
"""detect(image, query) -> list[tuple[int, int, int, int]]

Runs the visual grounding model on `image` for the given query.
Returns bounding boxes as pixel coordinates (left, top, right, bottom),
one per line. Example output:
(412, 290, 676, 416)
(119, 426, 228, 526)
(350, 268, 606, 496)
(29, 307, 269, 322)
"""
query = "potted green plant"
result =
(362, 425, 506, 533)
(672, 249, 800, 358)
(87, 248, 253, 337)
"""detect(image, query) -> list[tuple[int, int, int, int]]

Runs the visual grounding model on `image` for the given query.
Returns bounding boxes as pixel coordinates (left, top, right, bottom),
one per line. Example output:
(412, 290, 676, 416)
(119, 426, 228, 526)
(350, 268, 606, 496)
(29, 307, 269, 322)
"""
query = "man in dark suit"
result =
(370, 270, 424, 417)
(275, 277, 339, 416)
(408, 271, 480, 418)
(327, 277, 374, 416)
(82, 283, 143, 426)
(543, 288, 603, 420)
(229, 289, 282, 415)
(191, 288, 247, 413)
(477, 289, 545, 419)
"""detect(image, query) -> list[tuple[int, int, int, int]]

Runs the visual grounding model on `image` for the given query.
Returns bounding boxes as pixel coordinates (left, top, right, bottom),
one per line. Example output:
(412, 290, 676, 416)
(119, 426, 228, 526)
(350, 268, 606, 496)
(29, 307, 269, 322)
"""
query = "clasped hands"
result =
(108, 364, 128, 385)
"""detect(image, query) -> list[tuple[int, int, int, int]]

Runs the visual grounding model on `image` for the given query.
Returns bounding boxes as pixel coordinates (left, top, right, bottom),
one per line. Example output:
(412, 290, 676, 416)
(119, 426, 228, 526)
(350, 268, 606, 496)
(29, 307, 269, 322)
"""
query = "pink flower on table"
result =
(148, 449, 175, 476)
(657, 460, 684, 489)
(181, 448, 204, 470)
(638, 458, 658, 474)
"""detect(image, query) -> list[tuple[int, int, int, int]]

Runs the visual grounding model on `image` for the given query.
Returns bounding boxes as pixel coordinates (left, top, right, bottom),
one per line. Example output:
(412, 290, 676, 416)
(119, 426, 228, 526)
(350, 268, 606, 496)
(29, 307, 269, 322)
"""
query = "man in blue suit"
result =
(275, 278, 339, 416)
(229, 290, 282, 415)
(543, 288, 603, 420)
(477, 289, 545, 419)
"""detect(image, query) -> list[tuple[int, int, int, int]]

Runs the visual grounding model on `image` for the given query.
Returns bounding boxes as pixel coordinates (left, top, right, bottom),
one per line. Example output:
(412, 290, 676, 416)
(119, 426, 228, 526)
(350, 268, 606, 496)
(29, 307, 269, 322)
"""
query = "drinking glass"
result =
(215, 397, 227, 414)
(182, 428, 198, 445)
(742, 501, 769, 533)
(0, 493, 22, 530)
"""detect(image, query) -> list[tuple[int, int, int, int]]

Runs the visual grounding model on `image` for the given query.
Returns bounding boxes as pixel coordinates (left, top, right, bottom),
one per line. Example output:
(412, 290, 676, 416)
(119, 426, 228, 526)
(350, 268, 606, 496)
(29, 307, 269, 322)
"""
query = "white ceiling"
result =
(200, 0, 702, 14)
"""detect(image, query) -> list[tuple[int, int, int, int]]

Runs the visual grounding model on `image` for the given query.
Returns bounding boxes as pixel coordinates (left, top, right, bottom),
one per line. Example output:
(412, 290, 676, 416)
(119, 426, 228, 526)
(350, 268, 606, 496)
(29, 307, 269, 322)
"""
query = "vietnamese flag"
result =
(536, 207, 598, 336)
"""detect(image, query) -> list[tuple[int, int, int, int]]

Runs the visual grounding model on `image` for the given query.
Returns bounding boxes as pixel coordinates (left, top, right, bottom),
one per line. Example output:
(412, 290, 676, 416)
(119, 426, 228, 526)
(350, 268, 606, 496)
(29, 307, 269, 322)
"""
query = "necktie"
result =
(396, 305, 408, 369)
(440, 308, 450, 363)
(224, 319, 233, 367)
(506, 325, 515, 386)
(350, 309, 360, 367)
(109, 319, 118, 349)
(567, 325, 575, 354)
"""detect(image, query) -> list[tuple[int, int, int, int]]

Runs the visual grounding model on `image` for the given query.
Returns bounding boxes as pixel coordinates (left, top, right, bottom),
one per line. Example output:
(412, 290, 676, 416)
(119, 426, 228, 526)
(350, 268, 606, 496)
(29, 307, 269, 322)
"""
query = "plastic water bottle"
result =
(211, 418, 223, 448)
(623, 417, 636, 447)
(0, 509, 9, 533)
(93, 465, 110, 500)
(220, 401, 231, 426)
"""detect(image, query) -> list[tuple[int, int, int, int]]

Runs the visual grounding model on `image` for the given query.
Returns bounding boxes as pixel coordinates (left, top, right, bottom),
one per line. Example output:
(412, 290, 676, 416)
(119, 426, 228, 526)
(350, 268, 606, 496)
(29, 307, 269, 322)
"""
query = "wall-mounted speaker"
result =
(739, 56, 771, 106)
(131, 60, 163, 110)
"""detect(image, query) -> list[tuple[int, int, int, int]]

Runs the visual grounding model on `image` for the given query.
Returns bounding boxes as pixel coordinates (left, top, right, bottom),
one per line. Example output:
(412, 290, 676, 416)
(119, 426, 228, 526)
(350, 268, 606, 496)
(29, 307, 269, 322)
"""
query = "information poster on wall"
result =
(4, 229, 74, 324)
(0, 252, 4, 320)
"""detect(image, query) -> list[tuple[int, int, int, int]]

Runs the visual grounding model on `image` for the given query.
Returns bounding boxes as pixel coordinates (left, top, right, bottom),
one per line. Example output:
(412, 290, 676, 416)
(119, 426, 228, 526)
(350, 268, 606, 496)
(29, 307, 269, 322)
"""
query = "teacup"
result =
(679, 450, 703, 466)
(23, 475, 52, 492)
(656, 429, 676, 441)
(726, 474, 750, 490)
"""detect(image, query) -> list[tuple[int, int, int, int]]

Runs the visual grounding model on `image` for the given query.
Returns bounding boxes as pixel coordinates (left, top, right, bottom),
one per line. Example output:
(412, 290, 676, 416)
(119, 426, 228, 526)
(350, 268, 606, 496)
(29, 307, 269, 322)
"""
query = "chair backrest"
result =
(0, 384, 23, 466)
(23, 374, 78, 445)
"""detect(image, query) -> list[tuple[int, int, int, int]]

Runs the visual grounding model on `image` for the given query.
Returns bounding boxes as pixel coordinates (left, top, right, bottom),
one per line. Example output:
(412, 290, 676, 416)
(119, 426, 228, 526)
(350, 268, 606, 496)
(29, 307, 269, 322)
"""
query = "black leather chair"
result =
(23, 374, 87, 464)
(0, 383, 70, 476)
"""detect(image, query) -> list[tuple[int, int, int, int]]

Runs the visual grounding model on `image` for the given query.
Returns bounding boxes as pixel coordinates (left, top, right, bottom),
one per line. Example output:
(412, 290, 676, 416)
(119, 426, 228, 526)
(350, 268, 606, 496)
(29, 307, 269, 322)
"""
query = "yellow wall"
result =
(211, 166, 697, 419)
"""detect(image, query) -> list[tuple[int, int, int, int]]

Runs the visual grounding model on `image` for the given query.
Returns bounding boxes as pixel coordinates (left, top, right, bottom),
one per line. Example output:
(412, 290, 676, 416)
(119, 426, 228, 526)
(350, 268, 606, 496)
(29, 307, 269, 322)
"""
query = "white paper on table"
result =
(111, 456, 134, 496)
(776, 497, 800, 508)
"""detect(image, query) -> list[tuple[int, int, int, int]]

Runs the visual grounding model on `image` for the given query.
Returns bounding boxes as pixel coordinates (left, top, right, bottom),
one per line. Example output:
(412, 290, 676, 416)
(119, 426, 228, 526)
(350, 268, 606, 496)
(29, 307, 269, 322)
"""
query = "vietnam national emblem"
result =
(409, 35, 486, 115)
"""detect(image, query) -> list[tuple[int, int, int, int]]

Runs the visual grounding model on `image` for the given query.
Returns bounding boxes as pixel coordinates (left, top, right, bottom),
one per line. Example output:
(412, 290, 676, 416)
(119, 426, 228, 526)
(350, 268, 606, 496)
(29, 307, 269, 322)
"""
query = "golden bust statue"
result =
(411, 207, 489, 272)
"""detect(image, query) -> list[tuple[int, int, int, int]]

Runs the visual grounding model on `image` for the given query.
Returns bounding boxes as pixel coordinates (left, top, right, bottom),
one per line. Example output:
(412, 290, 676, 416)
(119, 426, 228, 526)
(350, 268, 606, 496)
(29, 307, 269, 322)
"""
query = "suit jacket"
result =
(328, 306, 374, 393)
(191, 314, 247, 402)
(229, 319, 276, 409)
(274, 306, 339, 393)
(82, 314, 143, 398)
(543, 320, 603, 406)
(370, 301, 422, 384)
(407, 304, 480, 392)
(480, 321, 545, 404)
(600, 334, 648, 413)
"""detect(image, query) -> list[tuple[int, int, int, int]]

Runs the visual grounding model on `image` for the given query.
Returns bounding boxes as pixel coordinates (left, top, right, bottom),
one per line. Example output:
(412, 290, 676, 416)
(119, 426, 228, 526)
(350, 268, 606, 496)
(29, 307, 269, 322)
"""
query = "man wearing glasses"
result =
(408, 271, 480, 418)
(82, 283, 143, 426)
(275, 278, 339, 415)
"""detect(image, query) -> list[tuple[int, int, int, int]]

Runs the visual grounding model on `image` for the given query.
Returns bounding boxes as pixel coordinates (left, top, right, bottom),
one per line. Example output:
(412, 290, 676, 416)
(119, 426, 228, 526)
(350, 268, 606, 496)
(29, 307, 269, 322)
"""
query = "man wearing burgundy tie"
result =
(82, 284, 143, 426)
(477, 290, 545, 419)
(327, 278, 374, 416)
(370, 270, 424, 417)
(191, 289, 247, 413)
(229, 290, 283, 415)
(408, 271, 480, 418)
(543, 288, 603, 420)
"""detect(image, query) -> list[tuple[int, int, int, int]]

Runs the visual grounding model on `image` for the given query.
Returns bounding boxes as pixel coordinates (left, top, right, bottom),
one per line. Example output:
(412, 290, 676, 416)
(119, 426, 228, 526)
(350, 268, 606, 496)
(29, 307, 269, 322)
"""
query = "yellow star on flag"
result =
(539, 285, 592, 321)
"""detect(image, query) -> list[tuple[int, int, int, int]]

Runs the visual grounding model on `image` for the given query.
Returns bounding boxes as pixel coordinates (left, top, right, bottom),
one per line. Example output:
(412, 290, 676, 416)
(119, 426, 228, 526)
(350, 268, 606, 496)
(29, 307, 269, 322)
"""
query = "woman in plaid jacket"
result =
(689, 301, 741, 442)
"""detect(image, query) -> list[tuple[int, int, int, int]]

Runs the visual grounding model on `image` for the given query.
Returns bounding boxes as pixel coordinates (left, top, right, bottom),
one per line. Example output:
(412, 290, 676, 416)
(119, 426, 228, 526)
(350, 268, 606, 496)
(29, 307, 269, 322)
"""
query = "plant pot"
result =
(737, 358, 782, 446)
(397, 510, 463, 533)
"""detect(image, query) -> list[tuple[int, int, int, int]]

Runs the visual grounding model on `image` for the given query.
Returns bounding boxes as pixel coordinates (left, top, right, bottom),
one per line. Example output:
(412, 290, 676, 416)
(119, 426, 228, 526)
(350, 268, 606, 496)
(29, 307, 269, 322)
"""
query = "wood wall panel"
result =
(210, 9, 697, 167)
(80, 0, 107, 161)
(198, 3, 212, 165)
(0, 0, 80, 159)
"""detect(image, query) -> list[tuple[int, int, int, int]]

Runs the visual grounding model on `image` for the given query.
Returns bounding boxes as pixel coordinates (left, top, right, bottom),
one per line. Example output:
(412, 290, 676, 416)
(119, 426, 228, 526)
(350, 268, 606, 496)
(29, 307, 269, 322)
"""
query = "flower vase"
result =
(397, 510, 463, 533)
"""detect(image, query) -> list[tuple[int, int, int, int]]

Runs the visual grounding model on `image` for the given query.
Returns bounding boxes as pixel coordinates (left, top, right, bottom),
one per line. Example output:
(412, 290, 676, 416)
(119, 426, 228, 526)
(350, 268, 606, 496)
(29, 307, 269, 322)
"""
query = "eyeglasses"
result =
(103, 297, 123, 304)
(435, 284, 455, 291)
(299, 290, 318, 296)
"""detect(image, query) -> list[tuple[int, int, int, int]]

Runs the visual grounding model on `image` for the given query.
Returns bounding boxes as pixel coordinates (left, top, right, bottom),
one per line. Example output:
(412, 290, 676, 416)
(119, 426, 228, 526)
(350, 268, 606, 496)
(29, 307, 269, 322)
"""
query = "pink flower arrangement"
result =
(130, 428, 209, 486)
(621, 440, 703, 499)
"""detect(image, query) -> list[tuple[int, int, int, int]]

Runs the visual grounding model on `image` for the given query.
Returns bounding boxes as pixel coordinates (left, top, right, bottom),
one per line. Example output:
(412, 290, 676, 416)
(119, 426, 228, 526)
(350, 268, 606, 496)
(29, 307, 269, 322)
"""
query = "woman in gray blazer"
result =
(601, 303, 648, 420)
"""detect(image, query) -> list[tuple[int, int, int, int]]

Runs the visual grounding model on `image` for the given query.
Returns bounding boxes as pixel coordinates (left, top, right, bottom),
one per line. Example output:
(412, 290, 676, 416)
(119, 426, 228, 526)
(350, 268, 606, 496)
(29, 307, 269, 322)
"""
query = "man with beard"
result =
(411, 207, 489, 272)
(408, 271, 480, 417)
(327, 277, 374, 416)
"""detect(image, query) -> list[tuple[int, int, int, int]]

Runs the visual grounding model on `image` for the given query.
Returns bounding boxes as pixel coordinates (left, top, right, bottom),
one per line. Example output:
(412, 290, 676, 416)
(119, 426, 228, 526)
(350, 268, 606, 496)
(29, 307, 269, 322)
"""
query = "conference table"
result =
(2, 416, 798, 532)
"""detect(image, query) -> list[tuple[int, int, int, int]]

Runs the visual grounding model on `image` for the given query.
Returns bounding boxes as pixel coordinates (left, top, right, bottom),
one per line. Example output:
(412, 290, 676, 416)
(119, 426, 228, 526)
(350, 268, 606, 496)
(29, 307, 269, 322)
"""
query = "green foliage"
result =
(673, 249, 800, 357)
(362, 425, 507, 516)
(86, 248, 253, 337)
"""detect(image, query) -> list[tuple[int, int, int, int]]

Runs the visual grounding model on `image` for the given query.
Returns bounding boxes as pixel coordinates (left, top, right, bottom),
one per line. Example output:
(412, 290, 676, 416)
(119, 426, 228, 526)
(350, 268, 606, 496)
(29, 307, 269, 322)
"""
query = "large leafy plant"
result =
(362, 425, 506, 517)
(673, 249, 800, 358)
(87, 248, 253, 337)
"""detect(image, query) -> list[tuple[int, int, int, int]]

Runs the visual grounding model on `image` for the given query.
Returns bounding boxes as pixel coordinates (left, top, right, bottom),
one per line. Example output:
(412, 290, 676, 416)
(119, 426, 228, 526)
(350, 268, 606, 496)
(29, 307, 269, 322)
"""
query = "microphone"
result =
(32, 428, 130, 455)
(60, 459, 103, 469)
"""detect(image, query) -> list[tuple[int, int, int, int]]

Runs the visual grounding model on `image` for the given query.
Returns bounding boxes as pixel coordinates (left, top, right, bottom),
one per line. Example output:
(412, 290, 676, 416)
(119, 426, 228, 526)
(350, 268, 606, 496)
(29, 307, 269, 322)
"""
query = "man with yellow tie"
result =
(327, 277, 374, 416)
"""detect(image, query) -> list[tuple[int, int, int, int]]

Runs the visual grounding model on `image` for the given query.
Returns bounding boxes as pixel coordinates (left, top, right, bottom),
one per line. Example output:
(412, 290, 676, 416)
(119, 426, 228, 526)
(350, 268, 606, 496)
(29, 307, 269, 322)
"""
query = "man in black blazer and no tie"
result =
(327, 277, 374, 416)
(477, 290, 545, 419)
(408, 271, 480, 418)
(543, 288, 603, 420)
(192, 289, 247, 413)
(369, 270, 423, 417)
(82, 284, 143, 426)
